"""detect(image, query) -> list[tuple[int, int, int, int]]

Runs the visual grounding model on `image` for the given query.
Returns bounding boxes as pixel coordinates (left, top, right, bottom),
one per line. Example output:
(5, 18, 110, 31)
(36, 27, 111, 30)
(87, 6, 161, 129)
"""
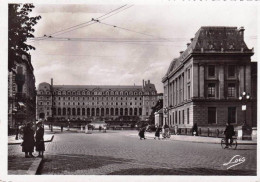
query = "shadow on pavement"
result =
(108, 167, 256, 175)
(37, 153, 133, 174)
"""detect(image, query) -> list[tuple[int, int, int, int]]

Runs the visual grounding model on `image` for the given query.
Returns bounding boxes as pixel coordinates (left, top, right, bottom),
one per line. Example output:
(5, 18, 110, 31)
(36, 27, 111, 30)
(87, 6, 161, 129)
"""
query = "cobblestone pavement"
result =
(8, 130, 257, 175)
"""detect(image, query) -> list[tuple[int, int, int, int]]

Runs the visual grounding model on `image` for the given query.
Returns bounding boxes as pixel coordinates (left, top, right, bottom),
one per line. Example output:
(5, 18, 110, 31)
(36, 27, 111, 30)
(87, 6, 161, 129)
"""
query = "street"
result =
(8, 130, 256, 175)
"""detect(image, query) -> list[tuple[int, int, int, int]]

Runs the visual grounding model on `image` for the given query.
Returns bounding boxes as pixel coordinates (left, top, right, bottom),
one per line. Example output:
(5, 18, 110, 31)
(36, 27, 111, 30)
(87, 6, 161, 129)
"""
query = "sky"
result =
(28, 3, 258, 93)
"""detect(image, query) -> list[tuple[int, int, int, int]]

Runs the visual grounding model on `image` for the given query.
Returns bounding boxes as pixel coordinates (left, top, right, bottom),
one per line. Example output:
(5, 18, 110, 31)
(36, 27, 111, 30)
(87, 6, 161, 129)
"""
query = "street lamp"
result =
(239, 92, 250, 125)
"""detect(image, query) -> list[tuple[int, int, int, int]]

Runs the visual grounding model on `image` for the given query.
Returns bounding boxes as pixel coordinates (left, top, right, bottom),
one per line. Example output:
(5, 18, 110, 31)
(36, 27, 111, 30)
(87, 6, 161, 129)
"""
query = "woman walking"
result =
(22, 122, 35, 158)
(154, 125, 162, 140)
(35, 121, 45, 158)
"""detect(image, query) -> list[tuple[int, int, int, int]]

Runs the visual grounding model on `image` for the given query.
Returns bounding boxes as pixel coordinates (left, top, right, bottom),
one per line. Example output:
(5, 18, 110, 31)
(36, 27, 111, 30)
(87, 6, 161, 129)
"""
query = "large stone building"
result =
(36, 80, 157, 123)
(162, 26, 256, 132)
(8, 54, 36, 128)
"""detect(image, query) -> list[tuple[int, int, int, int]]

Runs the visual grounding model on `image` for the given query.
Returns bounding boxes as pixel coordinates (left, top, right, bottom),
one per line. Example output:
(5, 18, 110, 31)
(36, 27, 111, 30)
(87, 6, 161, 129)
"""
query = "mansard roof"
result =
(164, 26, 254, 77)
(53, 85, 143, 91)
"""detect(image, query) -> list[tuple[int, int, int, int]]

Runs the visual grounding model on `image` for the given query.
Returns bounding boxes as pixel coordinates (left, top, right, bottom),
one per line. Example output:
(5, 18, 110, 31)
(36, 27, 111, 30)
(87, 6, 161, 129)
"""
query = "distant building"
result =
(8, 54, 36, 127)
(162, 26, 256, 131)
(36, 80, 158, 123)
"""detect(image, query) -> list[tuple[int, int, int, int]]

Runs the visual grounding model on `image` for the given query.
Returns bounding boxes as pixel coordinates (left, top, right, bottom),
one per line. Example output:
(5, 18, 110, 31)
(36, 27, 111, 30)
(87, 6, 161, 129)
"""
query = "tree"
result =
(148, 99, 163, 124)
(8, 4, 41, 71)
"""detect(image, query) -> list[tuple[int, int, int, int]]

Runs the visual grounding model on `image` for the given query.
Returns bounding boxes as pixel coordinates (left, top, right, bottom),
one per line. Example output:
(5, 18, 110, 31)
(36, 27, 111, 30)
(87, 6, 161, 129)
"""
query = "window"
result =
(208, 83, 216, 97)
(228, 83, 236, 97)
(187, 85, 191, 99)
(187, 69, 191, 80)
(182, 110, 185, 124)
(228, 107, 236, 123)
(208, 65, 215, 77)
(228, 65, 235, 77)
(179, 111, 181, 124)
(187, 108, 189, 124)
(208, 107, 216, 124)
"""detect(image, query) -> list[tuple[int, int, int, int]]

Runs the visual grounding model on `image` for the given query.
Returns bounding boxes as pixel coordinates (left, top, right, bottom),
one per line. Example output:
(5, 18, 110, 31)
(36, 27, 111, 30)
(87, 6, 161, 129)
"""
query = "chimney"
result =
(148, 80, 150, 84)
(239, 26, 245, 38)
(51, 78, 53, 87)
(187, 43, 190, 47)
(143, 79, 144, 87)
(180, 51, 184, 55)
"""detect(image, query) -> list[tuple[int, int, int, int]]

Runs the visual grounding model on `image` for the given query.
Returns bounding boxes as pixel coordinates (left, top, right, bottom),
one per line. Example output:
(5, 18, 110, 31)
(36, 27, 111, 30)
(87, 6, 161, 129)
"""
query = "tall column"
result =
(199, 64, 205, 98)
(219, 64, 225, 99)
(245, 64, 251, 94)
(192, 63, 199, 98)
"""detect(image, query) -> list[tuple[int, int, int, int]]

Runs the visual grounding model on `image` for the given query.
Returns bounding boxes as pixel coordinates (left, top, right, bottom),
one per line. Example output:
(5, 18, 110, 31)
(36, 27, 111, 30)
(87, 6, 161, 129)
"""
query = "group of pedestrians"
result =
(21, 121, 45, 158)
(138, 124, 170, 140)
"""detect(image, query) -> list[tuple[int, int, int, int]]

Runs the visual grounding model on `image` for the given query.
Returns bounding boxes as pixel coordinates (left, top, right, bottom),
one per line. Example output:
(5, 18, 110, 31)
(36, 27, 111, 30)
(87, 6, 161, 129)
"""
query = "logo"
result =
(223, 155, 246, 169)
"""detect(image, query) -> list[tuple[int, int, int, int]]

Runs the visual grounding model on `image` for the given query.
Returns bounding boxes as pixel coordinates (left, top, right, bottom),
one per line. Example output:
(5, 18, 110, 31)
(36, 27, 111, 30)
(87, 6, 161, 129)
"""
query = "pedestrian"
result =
(21, 122, 35, 158)
(154, 124, 162, 140)
(35, 121, 45, 158)
(138, 126, 146, 140)
(61, 123, 63, 132)
(99, 125, 102, 132)
(224, 122, 235, 148)
(192, 123, 198, 136)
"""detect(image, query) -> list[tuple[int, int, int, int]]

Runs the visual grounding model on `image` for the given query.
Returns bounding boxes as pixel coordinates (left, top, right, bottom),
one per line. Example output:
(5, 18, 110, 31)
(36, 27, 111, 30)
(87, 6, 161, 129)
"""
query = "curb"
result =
(8, 135, 54, 145)
(8, 158, 42, 175)
(133, 134, 257, 145)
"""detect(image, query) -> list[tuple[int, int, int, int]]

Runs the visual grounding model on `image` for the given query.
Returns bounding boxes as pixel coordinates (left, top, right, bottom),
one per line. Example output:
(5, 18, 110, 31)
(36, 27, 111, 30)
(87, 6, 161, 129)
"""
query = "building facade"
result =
(36, 80, 157, 122)
(8, 54, 36, 128)
(162, 26, 256, 131)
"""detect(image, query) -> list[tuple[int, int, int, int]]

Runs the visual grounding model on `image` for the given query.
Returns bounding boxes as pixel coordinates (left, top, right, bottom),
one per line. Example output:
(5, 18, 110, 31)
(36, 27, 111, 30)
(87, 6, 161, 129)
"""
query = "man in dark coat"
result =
(224, 122, 235, 148)
(35, 121, 45, 157)
(22, 122, 35, 158)
(154, 125, 162, 140)
(192, 123, 198, 136)
(138, 127, 146, 140)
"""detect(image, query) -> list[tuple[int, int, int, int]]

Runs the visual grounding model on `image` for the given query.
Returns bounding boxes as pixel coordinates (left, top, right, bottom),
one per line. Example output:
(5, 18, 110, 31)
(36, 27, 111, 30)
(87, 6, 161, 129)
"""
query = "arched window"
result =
(125, 91, 128, 95)
(72, 108, 76, 116)
(72, 91, 76, 95)
(106, 108, 109, 115)
(77, 108, 80, 115)
(91, 108, 95, 116)
(77, 91, 80, 95)
(96, 108, 100, 116)
(125, 108, 128, 116)
(67, 91, 71, 95)
(139, 92, 142, 95)
(115, 108, 119, 116)
(58, 108, 61, 115)
(120, 108, 123, 115)
(63, 108, 66, 115)
(87, 108, 90, 116)
(130, 108, 133, 116)
(115, 91, 118, 95)
(82, 108, 85, 115)
(120, 91, 123, 95)
(101, 108, 104, 116)
(67, 108, 71, 115)
(110, 108, 114, 116)
(134, 108, 138, 116)
(139, 108, 142, 115)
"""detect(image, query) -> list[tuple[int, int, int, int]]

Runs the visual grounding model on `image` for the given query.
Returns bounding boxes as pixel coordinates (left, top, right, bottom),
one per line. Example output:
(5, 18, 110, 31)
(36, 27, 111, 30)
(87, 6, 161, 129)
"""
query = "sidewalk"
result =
(8, 133, 54, 175)
(134, 132, 257, 145)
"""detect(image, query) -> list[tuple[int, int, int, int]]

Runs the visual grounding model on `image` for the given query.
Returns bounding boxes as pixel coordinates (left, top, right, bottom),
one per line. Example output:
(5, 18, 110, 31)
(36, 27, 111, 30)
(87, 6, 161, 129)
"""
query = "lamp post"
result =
(239, 91, 250, 125)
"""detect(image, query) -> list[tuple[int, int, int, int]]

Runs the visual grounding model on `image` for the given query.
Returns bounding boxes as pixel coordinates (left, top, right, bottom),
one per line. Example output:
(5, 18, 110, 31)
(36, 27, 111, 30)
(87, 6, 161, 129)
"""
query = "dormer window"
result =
(208, 65, 215, 77)
(228, 65, 236, 77)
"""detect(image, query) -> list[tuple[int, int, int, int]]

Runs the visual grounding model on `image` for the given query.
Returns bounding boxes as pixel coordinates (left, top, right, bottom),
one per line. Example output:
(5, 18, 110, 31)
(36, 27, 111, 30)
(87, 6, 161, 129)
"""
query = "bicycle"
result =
(221, 137, 237, 150)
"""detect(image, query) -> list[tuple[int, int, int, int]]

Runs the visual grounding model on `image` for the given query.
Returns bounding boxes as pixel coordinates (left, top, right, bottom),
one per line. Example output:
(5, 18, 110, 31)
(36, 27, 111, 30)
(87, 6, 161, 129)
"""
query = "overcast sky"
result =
(28, 3, 258, 93)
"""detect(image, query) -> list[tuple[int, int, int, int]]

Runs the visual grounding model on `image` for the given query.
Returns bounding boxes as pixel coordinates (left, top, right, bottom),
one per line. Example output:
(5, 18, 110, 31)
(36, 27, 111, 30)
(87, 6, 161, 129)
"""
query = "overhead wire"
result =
(28, 4, 132, 43)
